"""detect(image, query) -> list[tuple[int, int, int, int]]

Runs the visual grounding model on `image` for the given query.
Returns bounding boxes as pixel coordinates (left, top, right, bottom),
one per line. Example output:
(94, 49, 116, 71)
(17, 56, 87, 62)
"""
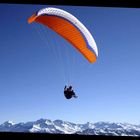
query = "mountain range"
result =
(0, 119, 140, 136)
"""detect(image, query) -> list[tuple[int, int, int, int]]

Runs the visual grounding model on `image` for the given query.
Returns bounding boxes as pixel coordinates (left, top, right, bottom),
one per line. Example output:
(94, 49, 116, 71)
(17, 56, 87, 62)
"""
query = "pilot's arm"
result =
(64, 86, 67, 90)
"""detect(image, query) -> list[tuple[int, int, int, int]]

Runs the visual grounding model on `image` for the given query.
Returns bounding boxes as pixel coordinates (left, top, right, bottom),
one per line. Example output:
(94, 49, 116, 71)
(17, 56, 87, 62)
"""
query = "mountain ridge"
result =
(0, 118, 140, 136)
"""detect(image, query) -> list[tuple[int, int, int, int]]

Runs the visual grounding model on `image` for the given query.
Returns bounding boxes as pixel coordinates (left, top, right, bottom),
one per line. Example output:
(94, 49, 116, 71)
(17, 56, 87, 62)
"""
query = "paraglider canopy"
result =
(28, 7, 98, 63)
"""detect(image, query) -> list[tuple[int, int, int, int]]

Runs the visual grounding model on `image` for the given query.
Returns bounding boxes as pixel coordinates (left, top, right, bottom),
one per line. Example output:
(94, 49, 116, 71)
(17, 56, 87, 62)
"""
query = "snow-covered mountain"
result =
(0, 119, 140, 136)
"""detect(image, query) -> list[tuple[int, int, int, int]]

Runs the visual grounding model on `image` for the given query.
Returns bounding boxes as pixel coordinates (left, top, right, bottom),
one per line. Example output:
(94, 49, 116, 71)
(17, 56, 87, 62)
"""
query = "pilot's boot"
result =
(73, 95, 78, 98)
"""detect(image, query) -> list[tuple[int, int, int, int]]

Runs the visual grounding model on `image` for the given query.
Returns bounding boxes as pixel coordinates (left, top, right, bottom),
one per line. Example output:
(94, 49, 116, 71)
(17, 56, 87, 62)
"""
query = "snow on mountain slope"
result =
(0, 119, 140, 136)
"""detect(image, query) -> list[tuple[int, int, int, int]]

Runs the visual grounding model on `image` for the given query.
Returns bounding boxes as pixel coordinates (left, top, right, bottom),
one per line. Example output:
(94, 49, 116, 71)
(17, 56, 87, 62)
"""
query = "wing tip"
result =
(28, 14, 37, 24)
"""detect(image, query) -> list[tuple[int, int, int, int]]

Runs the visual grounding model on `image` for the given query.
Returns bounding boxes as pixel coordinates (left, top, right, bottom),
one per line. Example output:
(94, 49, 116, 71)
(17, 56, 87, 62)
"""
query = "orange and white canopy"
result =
(28, 7, 98, 63)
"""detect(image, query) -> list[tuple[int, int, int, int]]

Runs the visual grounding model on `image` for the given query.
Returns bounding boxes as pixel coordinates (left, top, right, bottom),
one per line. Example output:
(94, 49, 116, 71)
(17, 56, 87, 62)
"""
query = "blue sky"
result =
(0, 3, 140, 125)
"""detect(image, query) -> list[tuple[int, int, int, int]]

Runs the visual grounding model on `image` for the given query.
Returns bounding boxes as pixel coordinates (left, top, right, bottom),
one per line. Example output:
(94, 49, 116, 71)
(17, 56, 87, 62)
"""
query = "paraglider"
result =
(64, 85, 78, 99)
(28, 7, 98, 99)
